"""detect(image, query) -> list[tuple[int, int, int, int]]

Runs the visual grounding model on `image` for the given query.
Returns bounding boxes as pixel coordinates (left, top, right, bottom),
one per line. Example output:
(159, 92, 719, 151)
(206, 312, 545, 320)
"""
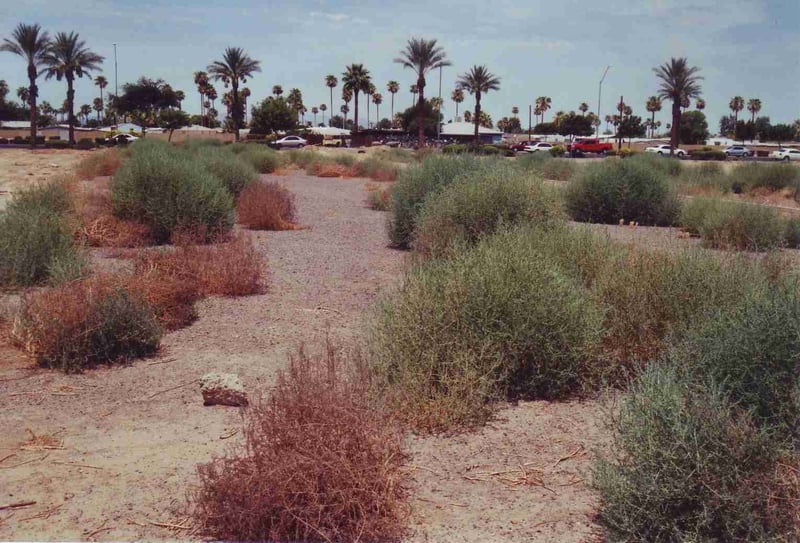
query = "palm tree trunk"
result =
(474, 92, 481, 144)
(100, 87, 104, 122)
(27, 63, 37, 147)
(353, 91, 359, 134)
(455, 102, 459, 118)
(232, 80, 240, 141)
(417, 77, 425, 146)
(391, 93, 394, 123)
(670, 100, 680, 157)
(67, 76, 76, 145)
(651, 112, 655, 138)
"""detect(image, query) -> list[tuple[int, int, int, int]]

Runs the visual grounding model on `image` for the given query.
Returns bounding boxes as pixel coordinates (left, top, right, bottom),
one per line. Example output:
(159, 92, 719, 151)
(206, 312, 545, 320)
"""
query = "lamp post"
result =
(596, 65, 611, 137)
(113, 43, 119, 125)
(437, 65, 443, 140)
(528, 104, 532, 141)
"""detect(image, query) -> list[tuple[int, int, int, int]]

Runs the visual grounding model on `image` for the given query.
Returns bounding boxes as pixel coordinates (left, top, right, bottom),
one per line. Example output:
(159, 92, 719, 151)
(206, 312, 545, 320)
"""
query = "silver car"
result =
(724, 145, 753, 158)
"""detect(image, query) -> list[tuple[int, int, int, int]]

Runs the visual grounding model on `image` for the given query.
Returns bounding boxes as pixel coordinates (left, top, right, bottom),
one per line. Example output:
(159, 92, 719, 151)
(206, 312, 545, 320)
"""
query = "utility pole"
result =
(528, 104, 532, 141)
(437, 65, 443, 140)
(596, 65, 611, 137)
(113, 43, 118, 124)
(617, 95, 624, 151)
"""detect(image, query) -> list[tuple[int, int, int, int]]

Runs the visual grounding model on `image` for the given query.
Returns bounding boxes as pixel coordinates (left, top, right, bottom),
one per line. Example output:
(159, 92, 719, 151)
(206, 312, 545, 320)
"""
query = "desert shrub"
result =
(75, 138, 96, 150)
(678, 162, 732, 194)
(332, 153, 356, 167)
(353, 156, 399, 181)
(110, 140, 234, 243)
(388, 154, 495, 248)
(227, 142, 249, 155)
(237, 145, 281, 174)
(668, 286, 800, 441)
(365, 184, 392, 211)
(517, 153, 577, 180)
(182, 138, 223, 152)
(187, 233, 264, 297)
(12, 275, 162, 372)
(785, 219, 800, 248)
(680, 197, 787, 250)
(736, 162, 800, 192)
(629, 153, 683, 176)
(594, 364, 797, 542)
(374, 147, 416, 163)
(236, 181, 297, 230)
(75, 148, 121, 179)
(413, 167, 563, 257)
(372, 228, 604, 431)
(0, 183, 85, 286)
(193, 342, 409, 542)
(285, 149, 322, 169)
(618, 148, 637, 159)
(442, 144, 466, 154)
(549, 145, 565, 157)
(689, 149, 727, 161)
(564, 156, 681, 225)
(197, 147, 258, 197)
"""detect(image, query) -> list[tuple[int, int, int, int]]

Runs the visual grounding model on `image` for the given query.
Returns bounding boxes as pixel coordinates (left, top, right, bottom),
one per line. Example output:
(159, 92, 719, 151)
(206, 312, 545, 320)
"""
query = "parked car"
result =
(106, 133, 139, 145)
(770, 148, 800, 162)
(644, 144, 686, 157)
(567, 138, 613, 155)
(509, 140, 535, 152)
(271, 135, 307, 149)
(522, 142, 554, 153)
(724, 145, 753, 158)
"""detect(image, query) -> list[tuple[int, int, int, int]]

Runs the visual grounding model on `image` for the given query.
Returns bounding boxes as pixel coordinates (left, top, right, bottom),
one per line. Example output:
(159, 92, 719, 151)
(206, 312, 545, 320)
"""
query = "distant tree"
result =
(329, 114, 353, 130)
(763, 123, 796, 145)
(645, 96, 662, 138)
(372, 93, 383, 125)
(250, 95, 296, 134)
(92, 97, 103, 120)
(719, 115, 736, 137)
(457, 65, 501, 142)
(557, 111, 594, 140)
(319, 103, 327, 125)
(512, 106, 519, 117)
(497, 116, 521, 133)
(754, 116, 771, 140)
(366, 82, 376, 128)
(1, 23, 50, 145)
(157, 108, 189, 141)
(386, 80, 399, 122)
(734, 120, 756, 142)
(463, 109, 472, 123)
(113, 77, 180, 131)
(193, 71, 208, 124)
(272, 84, 283, 96)
(324, 75, 337, 126)
(678, 110, 709, 144)
(747, 98, 762, 123)
(207, 46, 260, 140)
(579, 102, 589, 115)
(653, 57, 702, 154)
(16, 86, 29, 105)
(729, 96, 744, 126)
(286, 87, 303, 123)
(79, 103, 91, 124)
(533, 122, 558, 135)
(451, 87, 464, 119)
(395, 38, 450, 145)
(93, 74, 107, 121)
(535, 96, 551, 124)
(342, 63, 371, 132)
(311, 106, 319, 125)
(410, 84, 418, 107)
(695, 98, 705, 110)
(377, 117, 392, 130)
(478, 110, 493, 129)
(397, 99, 442, 137)
(175, 89, 185, 110)
(340, 104, 349, 127)
(616, 115, 647, 144)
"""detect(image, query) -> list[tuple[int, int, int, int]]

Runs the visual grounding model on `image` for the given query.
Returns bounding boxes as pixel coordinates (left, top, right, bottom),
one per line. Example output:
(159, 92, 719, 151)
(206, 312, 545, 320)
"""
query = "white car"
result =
(522, 142, 554, 153)
(645, 144, 686, 157)
(107, 133, 139, 145)
(273, 135, 307, 149)
(770, 148, 800, 162)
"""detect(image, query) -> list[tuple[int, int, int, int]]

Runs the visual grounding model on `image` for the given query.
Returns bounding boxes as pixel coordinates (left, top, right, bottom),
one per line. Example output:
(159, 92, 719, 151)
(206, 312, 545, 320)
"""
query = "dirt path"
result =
(1, 170, 605, 542)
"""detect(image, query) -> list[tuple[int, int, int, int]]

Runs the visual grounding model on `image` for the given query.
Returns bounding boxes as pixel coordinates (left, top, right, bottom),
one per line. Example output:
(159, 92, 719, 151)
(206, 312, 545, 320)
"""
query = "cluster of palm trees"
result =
(2, 23, 104, 144)
(728, 96, 762, 124)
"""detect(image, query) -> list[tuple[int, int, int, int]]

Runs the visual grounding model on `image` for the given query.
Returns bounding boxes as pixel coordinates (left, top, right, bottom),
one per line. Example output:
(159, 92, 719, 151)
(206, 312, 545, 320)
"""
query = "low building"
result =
(441, 121, 503, 144)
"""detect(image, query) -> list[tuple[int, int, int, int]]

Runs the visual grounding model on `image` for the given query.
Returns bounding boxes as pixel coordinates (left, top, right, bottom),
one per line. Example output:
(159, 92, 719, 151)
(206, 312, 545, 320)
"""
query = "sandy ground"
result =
(0, 148, 90, 210)
(0, 157, 607, 542)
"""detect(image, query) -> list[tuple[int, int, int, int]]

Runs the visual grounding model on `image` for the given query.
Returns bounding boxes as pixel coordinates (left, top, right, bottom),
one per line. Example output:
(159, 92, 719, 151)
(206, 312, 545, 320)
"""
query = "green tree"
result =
(342, 63, 371, 133)
(250, 95, 296, 134)
(272, 84, 283, 96)
(92, 97, 103, 120)
(451, 87, 464, 119)
(397, 99, 442, 137)
(372, 93, 383, 126)
(113, 77, 179, 131)
(311, 106, 318, 125)
(207, 46, 260, 141)
(324, 75, 337, 126)
(157, 108, 189, 141)
(457, 65, 501, 143)
(729, 96, 744, 127)
(319, 103, 327, 125)
(535, 96, 551, 124)
(645, 96, 661, 138)
(747, 98, 762, 123)
(193, 71, 208, 125)
(175, 89, 185, 111)
(16, 86, 29, 105)
(763, 123, 796, 145)
(653, 57, 703, 155)
(42, 31, 104, 144)
(578, 102, 588, 115)
(678, 110, 709, 144)
(394, 38, 451, 145)
(93, 74, 107, 121)
(1, 23, 51, 145)
(79, 103, 91, 125)
(557, 111, 594, 140)
(386, 80, 399, 122)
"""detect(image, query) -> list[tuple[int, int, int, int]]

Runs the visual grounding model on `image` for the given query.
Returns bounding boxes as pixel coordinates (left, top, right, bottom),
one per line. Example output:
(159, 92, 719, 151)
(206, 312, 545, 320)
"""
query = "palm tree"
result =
(272, 84, 283, 96)
(394, 37, 451, 146)
(175, 90, 185, 111)
(645, 96, 661, 138)
(92, 97, 103, 120)
(463, 110, 472, 123)
(747, 98, 761, 123)
(16, 86, 29, 105)
(342, 63, 371, 133)
(205, 85, 218, 113)
(193, 71, 209, 125)
(535, 96, 551, 124)
(729, 96, 744, 125)
(207, 47, 261, 141)
(695, 98, 706, 111)
(320, 103, 327, 125)
(456, 65, 501, 143)
(311, 106, 319, 125)
(410, 84, 419, 108)
(287, 88, 303, 123)
(451, 87, 464, 119)
(386, 80, 399, 122)
(579, 102, 589, 116)
(653, 57, 703, 155)
(372, 93, 383, 125)
(93, 75, 107, 120)
(1, 23, 51, 146)
(512, 106, 519, 117)
(42, 32, 103, 144)
(325, 75, 337, 126)
(340, 104, 349, 127)
(79, 103, 91, 125)
(366, 82, 376, 128)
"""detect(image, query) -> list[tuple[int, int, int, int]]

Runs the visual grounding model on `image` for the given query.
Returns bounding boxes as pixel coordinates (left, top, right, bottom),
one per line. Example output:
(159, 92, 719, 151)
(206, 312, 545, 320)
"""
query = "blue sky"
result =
(1, 0, 798, 132)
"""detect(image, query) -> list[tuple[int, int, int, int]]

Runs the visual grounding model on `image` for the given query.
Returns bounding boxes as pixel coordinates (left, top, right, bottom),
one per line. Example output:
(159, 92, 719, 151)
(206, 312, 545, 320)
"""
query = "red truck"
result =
(566, 138, 613, 155)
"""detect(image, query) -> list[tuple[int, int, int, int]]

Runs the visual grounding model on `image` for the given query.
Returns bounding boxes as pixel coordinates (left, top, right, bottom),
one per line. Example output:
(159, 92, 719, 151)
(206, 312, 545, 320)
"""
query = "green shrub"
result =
(680, 197, 787, 250)
(198, 148, 258, 197)
(565, 156, 680, 225)
(629, 152, 682, 176)
(736, 162, 800, 192)
(593, 364, 792, 542)
(110, 139, 235, 243)
(285, 149, 321, 169)
(0, 183, 84, 287)
(75, 138, 96, 150)
(618, 148, 637, 159)
(785, 219, 800, 248)
(678, 162, 733, 193)
(442, 144, 504, 156)
(182, 138, 224, 152)
(689, 149, 727, 161)
(239, 145, 281, 173)
(45, 140, 71, 149)
(371, 228, 604, 432)
(388, 154, 496, 248)
(549, 145, 565, 157)
(413, 167, 563, 257)
(517, 153, 577, 181)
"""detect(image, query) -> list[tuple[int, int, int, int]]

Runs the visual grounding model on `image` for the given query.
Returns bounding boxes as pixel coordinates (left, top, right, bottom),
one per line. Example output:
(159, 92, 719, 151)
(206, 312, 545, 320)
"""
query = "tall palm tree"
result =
(240, 87, 250, 124)
(319, 103, 327, 125)
(193, 71, 209, 125)
(340, 104, 349, 127)
(646, 96, 662, 138)
(207, 47, 261, 141)
(410, 84, 418, 108)
(272, 84, 283, 96)
(42, 32, 103, 144)
(205, 85, 218, 113)
(394, 37, 451, 146)
(325, 75, 337, 126)
(372, 93, 383, 125)
(653, 57, 703, 155)
(729, 96, 744, 125)
(534, 106, 542, 125)
(1, 23, 50, 146)
(92, 96, 103, 120)
(342, 63, 371, 133)
(386, 80, 399, 122)
(175, 90, 185, 111)
(747, 98, 761, 123)
(93, 75, 107, 120)
(451, 87, 464, 119)
(512, 106, 519, 117)
(311, 106, 318, 125)
(287, 88, 303, 123)
(456, 65, 501, 143)
(535, 96, 551, 124)
(16, 86, 29, 105)
(579, 102, 589, 116)
(695, 98, 705, 111)
(366, 82, 376, 128)
(79, 103, 91, 125)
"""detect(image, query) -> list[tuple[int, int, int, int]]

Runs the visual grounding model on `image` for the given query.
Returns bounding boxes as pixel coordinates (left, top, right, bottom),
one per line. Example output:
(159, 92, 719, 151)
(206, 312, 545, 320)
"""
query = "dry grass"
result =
(236, 181, 297, 231)
(70, 177, 153, 248)
(130, 250, 202, 331)
(308, 161, 350, 178)
(364, 182, 392, 211)
(75, 149, 122, 179)
(192, 341, 410, 542)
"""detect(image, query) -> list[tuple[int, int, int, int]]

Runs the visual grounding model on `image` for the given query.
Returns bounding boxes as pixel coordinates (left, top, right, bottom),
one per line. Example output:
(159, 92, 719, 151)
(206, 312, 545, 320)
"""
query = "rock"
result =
(200, 373, 248, 407)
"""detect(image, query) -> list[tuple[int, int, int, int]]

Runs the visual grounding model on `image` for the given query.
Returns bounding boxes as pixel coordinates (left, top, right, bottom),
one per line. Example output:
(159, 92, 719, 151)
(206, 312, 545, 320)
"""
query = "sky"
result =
(1, 0, 798, 133)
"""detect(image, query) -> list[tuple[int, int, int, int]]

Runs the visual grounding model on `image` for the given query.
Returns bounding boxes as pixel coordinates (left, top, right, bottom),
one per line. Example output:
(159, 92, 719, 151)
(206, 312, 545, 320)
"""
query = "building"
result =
(441, 121, 503, 144)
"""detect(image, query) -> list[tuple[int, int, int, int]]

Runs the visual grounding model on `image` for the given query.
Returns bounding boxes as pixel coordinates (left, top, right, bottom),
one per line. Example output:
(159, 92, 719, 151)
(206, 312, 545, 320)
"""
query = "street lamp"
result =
(596, 65, 611, 137)
(437, 65, 443, 140)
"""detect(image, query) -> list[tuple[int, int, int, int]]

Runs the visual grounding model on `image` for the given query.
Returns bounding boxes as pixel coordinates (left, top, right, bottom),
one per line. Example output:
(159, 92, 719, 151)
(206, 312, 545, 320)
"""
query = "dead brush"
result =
(70, 177, 152, 248)
(308, 161, 349, 178)
(236, 182, 297, 231)
(365, 182, 392, 211)
(183, 232, 264, 296)
(75, 148, 122, 179)
(192, 341, 410, 542)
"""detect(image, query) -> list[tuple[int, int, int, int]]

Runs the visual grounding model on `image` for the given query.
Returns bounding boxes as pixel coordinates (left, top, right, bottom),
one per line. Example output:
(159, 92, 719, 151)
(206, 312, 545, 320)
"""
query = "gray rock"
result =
(200, 372, 248, 407)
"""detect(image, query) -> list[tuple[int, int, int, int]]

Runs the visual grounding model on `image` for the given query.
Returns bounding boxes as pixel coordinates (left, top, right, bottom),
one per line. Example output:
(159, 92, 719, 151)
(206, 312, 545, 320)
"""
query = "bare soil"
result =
(0, 148, 89, 210)
(0, 156, 607, 542)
